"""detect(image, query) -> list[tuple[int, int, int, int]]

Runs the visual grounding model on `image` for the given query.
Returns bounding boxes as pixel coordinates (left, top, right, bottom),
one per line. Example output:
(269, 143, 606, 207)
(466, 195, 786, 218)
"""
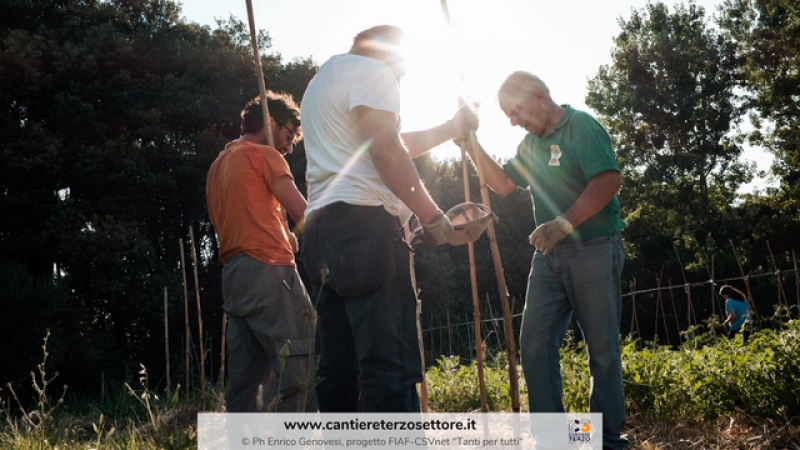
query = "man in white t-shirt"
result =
(300, 25, 476, 412)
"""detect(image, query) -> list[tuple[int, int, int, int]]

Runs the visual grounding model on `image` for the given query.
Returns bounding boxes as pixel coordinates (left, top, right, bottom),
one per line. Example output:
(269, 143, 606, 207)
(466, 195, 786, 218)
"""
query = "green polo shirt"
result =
(503, 105, 624, 242)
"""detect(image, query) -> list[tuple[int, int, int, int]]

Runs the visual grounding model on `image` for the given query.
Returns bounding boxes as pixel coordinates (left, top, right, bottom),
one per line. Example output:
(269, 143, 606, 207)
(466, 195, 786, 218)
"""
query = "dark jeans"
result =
(301, 202, 422, 412)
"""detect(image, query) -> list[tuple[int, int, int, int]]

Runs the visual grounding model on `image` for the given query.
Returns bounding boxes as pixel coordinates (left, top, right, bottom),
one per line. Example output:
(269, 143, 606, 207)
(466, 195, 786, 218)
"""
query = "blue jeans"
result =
(520, 233, 628, 450)
(301, 203, 422, 412)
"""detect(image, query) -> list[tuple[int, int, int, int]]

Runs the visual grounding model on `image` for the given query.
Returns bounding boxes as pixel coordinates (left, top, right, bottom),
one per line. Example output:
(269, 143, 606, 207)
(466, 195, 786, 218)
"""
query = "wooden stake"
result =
(630, 280, 641, 339)
(179, 238, 191, 399)
(667, 280, 681, 342)
(188, 226, 206, 402)
(244, 0, 275, 148)
(440, 0, 513, 412)
(766, 240, 790, 308)
(655, 269, 670, 346)
(654, 275, 661, 341)
(673, 243, 697, 327)
(404, 221, 429, 413)
(455, 144, 488, 411)
(465, 132, 519, 412)
(164, 287, 171, 402)
(219, 314, 227, 390)
(793, 250, 799, 313)
(416, 299, 429, 412)
(447, 308, 453, 356)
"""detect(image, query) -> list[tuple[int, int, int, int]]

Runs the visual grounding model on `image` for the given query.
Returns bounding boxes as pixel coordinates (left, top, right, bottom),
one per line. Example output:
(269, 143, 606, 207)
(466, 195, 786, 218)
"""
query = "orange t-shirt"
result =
(206, 140, 295, 266)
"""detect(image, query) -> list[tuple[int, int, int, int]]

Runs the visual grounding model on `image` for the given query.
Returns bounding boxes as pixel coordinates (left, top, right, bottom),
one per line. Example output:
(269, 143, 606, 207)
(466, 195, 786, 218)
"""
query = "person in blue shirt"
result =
(720, 285, 750, 343)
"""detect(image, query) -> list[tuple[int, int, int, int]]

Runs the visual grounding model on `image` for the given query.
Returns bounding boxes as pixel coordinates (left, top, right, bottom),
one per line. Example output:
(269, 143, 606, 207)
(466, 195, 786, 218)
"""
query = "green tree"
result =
(586, 1, 747, 284)
(0, 0, 318, 393)
(719, 0, 800, 256)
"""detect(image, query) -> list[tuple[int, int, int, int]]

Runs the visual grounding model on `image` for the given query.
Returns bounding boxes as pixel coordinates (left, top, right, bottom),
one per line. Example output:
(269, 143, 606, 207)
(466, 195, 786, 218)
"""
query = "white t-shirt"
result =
(301, 54, 409, 220)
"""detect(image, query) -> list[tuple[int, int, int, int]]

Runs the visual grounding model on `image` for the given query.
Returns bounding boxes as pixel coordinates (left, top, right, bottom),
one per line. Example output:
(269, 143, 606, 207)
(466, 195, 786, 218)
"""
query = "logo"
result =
(549, 145, 562, 166)
(567, 418, 591, 443)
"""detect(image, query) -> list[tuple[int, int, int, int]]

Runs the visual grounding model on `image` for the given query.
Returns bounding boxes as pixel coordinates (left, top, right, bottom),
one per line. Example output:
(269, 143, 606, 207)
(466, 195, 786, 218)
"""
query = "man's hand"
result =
(529, 216, 573, 255)
(422, 212, 454, 246)
(288, 231, 299, 254)
(449, 104, 479, 142)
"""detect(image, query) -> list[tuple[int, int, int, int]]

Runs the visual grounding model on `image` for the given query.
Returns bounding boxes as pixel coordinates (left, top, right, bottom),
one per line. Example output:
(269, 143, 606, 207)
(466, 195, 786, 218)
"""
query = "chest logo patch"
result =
(549, 145, 562, 166)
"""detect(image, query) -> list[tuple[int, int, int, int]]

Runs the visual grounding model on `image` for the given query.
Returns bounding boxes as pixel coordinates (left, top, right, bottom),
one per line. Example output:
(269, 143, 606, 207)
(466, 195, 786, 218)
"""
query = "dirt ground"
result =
(625, 415, 800, 449)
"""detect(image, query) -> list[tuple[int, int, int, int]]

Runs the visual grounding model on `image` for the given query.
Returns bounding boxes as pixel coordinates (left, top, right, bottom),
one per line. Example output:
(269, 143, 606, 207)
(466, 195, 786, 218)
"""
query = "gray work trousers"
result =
(222, 253, 317, 412)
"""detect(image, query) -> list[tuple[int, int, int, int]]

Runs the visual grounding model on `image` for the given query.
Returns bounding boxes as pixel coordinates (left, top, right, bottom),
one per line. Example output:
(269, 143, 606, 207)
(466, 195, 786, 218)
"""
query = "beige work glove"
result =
(529, 216, 573, 255)
(448, 104, 479, 143)
(421, 212, 454, 246)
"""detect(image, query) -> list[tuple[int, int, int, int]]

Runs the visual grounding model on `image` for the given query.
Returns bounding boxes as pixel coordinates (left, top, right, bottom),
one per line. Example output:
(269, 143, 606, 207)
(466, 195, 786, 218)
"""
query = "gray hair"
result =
(498, 71, 551, 103)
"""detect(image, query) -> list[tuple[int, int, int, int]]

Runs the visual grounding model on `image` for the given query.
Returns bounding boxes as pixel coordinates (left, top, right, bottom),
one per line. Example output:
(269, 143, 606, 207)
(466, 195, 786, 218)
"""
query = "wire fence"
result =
(419, 261, 800, 362)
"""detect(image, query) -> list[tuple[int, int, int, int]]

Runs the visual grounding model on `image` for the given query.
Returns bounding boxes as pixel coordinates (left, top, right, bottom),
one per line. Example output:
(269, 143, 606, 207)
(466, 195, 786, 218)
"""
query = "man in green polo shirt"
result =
(466, 71, 628, 450)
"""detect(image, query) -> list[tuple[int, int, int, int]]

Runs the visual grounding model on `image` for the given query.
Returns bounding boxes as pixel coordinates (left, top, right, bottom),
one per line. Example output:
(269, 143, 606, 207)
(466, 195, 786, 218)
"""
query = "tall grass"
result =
(2, 318, 798, 448)
(426, 317, 800, 426)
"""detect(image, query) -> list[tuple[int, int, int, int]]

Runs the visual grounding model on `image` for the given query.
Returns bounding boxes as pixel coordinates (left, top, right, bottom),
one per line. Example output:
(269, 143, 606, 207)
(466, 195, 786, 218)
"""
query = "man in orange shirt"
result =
(206, 91, 316, 412)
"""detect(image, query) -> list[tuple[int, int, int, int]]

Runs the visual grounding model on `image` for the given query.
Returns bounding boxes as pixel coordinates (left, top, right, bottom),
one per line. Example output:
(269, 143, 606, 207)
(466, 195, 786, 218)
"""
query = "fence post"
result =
(767, 240, 790, 309)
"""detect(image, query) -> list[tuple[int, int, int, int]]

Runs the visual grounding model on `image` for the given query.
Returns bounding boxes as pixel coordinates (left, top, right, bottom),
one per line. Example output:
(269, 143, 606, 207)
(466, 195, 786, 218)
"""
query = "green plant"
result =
(4, 330, 68, 446)
(425, 352, 526, 412)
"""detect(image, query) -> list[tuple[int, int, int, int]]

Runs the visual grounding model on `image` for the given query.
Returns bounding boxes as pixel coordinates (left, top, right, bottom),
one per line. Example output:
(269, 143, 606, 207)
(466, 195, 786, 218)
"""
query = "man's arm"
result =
(529, 169, 622, 255)
(401, 105, 478, 158)
(400, 123, 452, 158)
(723, 309, 736, 326)
(464, 138, 518, 196)
(272, 175, 308, 227)
(561, 170, 622, 228)
(355, 105, 443, 224)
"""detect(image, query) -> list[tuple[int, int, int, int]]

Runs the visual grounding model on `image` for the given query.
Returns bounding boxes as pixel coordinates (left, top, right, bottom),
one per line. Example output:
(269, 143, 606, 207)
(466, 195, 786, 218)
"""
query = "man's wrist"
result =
(421, 210, 444, 225)
(448, 119, 463, 140)
(555, 215, 574, 234)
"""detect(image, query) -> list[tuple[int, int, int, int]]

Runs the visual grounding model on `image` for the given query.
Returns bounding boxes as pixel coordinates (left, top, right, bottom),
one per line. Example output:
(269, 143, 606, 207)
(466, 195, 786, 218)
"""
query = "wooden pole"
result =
(793, 250, 799, 314)
(668, 280, 682, 342)
(179, 238, 191, 399)
(447, 308, 453, 355)
(486, 294, 503, 350)
(465, 131, 520, 412)
(244, 0, 275, 148)
(163, 287, 171, 402)
(440, 0, 513, 412)
(707, 256, 722, 317)
(673, 243, 697, 326)
(460, 147, 488, 412)
(654, 275, 661, 341)
(189, 226, 206, 402)
(655, 269, 670, 346)
(767, 240, 790, 308)
(217, 313, 228, 411)
(404, 221, 429, 412)
(630, 280, 641, 339)
(416, 299, 429, 412)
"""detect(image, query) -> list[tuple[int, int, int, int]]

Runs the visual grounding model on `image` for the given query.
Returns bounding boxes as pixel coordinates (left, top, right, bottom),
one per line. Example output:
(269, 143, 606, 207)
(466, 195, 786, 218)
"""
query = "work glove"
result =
(529, 216, 573, 255)
(421, 212, 454, 246)
(449, 104, 479, 142)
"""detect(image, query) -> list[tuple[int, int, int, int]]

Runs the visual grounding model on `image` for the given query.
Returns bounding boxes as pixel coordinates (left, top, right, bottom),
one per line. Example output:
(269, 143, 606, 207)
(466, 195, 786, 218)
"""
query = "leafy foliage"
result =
(586, 2, 748, 284)
(425, 354, 524, 412)
(426, 318, 800, 424)
(623, 318, 800, 422)
(0, 0, 317, 395)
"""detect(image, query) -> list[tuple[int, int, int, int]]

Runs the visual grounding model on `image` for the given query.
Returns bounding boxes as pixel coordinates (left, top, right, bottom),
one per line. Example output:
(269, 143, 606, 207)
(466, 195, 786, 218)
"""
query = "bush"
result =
(425, 354, 526, 412)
